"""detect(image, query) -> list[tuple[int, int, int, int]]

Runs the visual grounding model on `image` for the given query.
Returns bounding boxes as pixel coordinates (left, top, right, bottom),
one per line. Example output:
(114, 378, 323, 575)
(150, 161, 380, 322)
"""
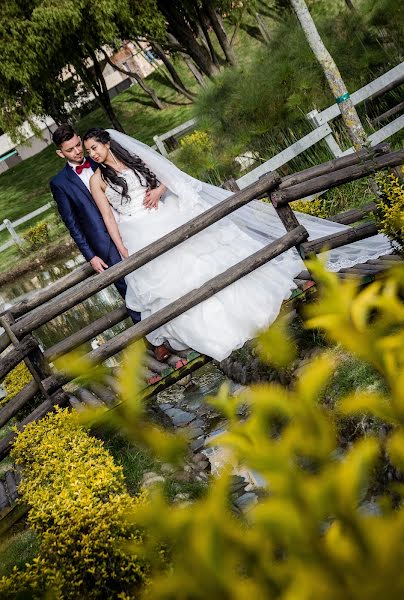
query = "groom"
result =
(50, 123, 141, 324)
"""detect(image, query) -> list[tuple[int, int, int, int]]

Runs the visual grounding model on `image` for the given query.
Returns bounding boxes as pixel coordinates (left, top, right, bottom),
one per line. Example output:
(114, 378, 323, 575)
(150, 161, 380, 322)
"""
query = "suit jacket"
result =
(50, 158, 114, 262)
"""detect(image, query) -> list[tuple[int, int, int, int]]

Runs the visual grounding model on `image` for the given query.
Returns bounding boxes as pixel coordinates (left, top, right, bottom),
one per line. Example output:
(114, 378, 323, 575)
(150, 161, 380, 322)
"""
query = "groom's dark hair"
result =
(52, 124, 77, 147)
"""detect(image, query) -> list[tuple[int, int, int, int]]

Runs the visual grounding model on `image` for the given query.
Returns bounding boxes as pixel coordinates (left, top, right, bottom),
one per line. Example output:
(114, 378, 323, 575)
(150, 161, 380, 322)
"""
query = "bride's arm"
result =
(90, 174, 129, 258)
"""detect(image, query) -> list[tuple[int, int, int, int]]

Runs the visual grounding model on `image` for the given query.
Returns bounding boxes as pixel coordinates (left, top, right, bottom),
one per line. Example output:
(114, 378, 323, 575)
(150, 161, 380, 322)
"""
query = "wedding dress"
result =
(105, 130, 392, 361)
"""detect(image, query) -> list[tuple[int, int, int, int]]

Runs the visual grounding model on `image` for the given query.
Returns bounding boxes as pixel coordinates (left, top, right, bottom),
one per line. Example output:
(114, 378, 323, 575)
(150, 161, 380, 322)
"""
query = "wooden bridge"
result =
(0, 144, 403, 530)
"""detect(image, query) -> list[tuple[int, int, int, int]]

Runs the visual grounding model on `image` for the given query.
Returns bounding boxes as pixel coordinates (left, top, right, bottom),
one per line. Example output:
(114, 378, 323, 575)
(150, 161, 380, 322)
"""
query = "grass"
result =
(0, 523, 39, 577)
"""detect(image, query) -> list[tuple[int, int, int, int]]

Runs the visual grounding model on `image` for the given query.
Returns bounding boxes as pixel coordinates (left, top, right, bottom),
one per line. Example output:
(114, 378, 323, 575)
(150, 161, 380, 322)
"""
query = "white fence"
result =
(0, 202, 53, 252)
(1, 62, 403, 254)
(236, 62, 404, 189)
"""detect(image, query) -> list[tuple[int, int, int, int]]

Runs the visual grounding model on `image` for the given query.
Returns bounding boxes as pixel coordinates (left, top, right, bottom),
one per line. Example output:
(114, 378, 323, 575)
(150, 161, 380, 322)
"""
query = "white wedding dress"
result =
(104, 135, 392, 361)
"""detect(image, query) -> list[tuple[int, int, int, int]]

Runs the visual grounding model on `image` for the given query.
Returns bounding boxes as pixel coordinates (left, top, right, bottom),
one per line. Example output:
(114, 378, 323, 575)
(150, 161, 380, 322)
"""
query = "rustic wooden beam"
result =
(371, 101, 404, 126)
(0, 331, 10, 355)
(0, 380, 39, 429)
(4, 263, 94, 319)
(44, 305, 128, 362)
(0, 388, 70, 460)
(12, 172, 281, 339)
(301, 223, 378, 257)
(328, 202, 376, 225)
(60, 225, 309, 375)
(0, 335, 38, 380)
(279, 144, 389, 189)
(272, 149, 404, 207)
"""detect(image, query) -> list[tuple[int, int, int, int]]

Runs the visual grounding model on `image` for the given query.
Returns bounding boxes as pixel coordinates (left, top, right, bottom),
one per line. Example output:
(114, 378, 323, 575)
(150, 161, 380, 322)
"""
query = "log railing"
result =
(0, 146, 403, 463)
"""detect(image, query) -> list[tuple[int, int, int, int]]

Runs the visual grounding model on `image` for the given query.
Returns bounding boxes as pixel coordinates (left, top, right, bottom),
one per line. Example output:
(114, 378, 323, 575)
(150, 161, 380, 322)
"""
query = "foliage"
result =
(292, 196, 329, 218)
(374, 170, 404, 252)
(0, 362, 33, 409)
(23, 221, 50, 251)
(39, 261, 404, 599)
(0, 409, 149, 599)
(193, 0, 401, 159)
(175, 130, 216, 179)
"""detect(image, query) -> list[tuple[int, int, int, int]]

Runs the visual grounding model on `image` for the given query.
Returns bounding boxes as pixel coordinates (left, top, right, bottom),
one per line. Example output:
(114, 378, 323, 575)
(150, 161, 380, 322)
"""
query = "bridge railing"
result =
(0, 145, 403, 462)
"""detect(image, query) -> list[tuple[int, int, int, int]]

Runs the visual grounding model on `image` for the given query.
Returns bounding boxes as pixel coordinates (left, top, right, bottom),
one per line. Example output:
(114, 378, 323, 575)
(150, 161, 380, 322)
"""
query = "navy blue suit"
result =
(50, 158, 141, 323)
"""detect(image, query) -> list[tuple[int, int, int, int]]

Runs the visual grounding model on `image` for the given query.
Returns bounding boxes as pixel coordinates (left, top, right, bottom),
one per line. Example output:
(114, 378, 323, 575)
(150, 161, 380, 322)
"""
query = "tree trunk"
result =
(166, 33, 207, 88)
(150, 41, 195, 100)
(344, 0, 356, 10)
(159, 3, 219, 77)
(290, 0, 368, 150)
(203, 3, 237, 66)
(197, 6, 221, 68)
(77, 51, 124, 132)
(101, 49, 165, 110)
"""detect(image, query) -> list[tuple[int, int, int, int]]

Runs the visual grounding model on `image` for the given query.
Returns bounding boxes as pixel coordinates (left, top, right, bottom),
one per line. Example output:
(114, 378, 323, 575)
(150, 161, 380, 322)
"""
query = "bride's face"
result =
(84, 138, 109, 163)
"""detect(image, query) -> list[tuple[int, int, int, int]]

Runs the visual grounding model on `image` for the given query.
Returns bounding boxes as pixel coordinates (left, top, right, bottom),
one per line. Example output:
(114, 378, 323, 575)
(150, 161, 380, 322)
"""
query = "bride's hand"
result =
(144, 185, 166, 209)
(120, 246, 129, 259)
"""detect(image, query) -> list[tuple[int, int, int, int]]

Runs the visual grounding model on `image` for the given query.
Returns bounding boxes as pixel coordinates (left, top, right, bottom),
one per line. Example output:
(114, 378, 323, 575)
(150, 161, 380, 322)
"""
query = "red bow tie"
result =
(75, 160, 91, 175)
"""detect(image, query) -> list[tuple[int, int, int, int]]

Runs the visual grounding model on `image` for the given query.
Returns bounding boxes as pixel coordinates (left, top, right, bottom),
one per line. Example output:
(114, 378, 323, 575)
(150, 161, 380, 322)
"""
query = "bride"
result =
(83, 127, 391, 362)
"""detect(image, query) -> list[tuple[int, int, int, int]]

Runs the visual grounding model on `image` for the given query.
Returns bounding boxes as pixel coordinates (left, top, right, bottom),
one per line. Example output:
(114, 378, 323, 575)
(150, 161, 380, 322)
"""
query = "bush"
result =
(0, 409, 149, 599)
(77, 262, 404, 599)
(23, 222, 49, 251)
(0, 362, 33, 408)
(292, 196, 329, 218)
(374, 170, 404, 252)
(174, 130, 233, 183)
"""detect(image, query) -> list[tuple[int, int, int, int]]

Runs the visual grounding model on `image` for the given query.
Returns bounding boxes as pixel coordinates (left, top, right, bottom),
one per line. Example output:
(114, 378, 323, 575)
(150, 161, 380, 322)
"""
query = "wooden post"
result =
(3, 219, 24, 248)
(307, 109, 343, 158)
(0, 313, 51, 398)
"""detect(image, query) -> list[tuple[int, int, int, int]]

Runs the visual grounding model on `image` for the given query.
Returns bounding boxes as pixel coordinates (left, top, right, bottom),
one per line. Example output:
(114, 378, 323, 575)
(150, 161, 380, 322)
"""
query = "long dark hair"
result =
(83, 128, 159, 202)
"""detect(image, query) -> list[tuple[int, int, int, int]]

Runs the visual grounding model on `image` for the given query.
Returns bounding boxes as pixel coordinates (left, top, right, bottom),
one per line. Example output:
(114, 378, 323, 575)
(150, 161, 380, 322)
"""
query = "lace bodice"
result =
(105, 169, 147, 215)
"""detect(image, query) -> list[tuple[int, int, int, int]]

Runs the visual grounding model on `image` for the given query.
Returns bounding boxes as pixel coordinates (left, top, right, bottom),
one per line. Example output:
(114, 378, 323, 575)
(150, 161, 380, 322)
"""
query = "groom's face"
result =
(56, 134, 85, 165)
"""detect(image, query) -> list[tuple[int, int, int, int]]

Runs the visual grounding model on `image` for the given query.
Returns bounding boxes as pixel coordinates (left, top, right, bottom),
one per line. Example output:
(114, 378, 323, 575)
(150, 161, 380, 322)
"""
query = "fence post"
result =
(3, 219, 24, 248)
(153, 135, 168, 157)
(307, 109, 343, 158)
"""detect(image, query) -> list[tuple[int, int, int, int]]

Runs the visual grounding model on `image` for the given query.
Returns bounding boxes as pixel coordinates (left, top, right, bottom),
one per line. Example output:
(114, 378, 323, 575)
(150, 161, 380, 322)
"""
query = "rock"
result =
(173, 471, 193, 483)
(142, 473, 166, 488)
(161, 463, 176, 475)
(234, 492, 258, 511)
(165, 407, 195, 427)
(189, 418, 205, 429)
(173, 493, 191, 503)
(187, 427, 204, 440)
(191, 437, 205, 453)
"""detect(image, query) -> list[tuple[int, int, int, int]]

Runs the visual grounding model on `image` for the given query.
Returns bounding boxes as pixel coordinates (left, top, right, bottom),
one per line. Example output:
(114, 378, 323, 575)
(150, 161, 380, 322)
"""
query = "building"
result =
(0, 43, 158, 174)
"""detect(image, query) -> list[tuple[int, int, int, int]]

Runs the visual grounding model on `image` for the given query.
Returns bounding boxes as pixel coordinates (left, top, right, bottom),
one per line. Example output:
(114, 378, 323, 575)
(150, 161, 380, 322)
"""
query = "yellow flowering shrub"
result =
(0, 361, 33, 408)
(175, 130, 216, 179)
(293, 196, 329, 218)
(23, 222, 50, 251)
(374, 171, 404, 252)
(0, 409, 149, 599)
(74, 261, 404, 599)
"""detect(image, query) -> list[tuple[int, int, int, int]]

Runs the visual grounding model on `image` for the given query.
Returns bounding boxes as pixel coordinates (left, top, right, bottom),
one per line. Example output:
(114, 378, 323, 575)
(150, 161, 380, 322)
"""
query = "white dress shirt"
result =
(69, 160, 94, 191)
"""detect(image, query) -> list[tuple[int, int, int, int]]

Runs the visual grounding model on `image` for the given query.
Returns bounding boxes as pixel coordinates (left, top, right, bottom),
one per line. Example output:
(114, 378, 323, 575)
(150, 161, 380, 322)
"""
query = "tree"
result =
(290, 0, 368, 150)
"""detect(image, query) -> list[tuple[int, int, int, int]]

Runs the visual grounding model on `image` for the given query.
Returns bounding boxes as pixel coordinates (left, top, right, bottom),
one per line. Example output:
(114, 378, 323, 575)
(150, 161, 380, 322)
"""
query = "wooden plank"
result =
(316, 62, 404, 123)
(158, 118, 197, 142)
(328, 203, 376, 225)
(75, 387, 104, 407)
(7, 262, 94, 319)
(0, 335, 38, 380)
(0, 504, 29, 537)
(0, 388, 70, 460)
(279, 145, 388, 189)
(44, 305, 128, 362)
(0, 379, 39, 429)
(37, 225, 309, 396)
(12, 202, 52, 228)
(74, 226, 310, 369)
(272, 149, 404, 206)
(0, 331, 10, 354)
(5, 471, 18, 502)
(236, 123, 333, 189)
(0, 481, 9, 511)
(12, 172, 281, 338)
(372, 101, 404, 126)
(301, 223, 378, 257)
(87, 383, 116, 407)
(367, 115, 404, 147)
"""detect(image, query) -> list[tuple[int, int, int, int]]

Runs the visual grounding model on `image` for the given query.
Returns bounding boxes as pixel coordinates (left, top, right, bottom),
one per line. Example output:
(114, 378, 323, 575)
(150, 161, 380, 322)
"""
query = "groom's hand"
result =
(90, 256, 108, 273)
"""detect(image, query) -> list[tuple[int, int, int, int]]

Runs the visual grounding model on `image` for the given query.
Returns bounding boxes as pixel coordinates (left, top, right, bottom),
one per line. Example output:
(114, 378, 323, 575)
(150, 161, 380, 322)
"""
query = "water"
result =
(0, 253, 225, 401)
